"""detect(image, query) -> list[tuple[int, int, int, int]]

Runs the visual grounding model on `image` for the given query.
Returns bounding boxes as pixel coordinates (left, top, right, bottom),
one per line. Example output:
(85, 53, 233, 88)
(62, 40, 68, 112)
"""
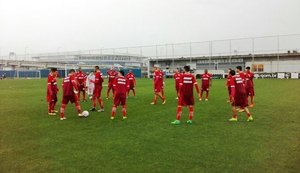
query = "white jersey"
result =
(86, 73, 95, 96)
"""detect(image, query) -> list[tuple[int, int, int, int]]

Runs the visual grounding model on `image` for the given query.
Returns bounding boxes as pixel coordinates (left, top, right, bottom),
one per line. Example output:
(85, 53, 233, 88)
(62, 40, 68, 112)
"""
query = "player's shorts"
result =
(93, 87, 102, 98)
(154, 85, 163, 93)
(62, 94, 77, 104)
(108, 83, 114, 89)
(232, 92, 248, 108)
(202, 85, 209, 91)
(78, 83, 85, 91)
(246, 87, 255, 96)
(227, 86, 231, 95)
(114, 93, 126, 106)
(129, 83, 135, 89)
(178, 95, 194, 106)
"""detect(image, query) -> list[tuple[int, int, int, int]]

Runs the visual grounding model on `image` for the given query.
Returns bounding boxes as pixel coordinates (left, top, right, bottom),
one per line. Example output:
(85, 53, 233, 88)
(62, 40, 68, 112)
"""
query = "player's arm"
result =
(209, 74, 212, 87)
(193, 79, 200, 98)
(71, 77, 79, 93)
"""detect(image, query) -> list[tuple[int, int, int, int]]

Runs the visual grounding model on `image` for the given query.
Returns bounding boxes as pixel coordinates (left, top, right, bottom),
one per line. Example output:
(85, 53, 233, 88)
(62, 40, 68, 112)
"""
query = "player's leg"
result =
(106, 86, 111, 99)
(122, 105, 127, 119)
(48, 102, 55, 115)
(132, 88, 136, 96)
(91, 96, 97, 111)
(187, 105, 194, 124)
(157, 92, 166, 104)
(229, 105, 238, 121)
(82, 86, 86, 101)
(111, 105, 117, 119)
(199, 89, 203, 101)
(150, 94, 157, 104)
(97, 89, 104, 112)
(205, 89, 209, 101)
(60, 103, 67, 120)
(171, 105, 182, 125)
(74, 100, 83, 117)
(244, 107, 253, 121)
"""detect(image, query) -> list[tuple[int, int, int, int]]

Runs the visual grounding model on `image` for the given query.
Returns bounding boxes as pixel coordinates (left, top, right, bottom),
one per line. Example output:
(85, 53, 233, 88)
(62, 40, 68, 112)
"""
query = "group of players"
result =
(47, 64, 255, 123)
(46, 66, 136, 120)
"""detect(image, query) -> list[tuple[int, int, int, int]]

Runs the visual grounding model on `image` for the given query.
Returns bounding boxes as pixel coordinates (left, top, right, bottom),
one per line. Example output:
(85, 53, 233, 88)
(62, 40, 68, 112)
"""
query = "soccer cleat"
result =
(53, 110, 59, 113)
(78, 113, 84, 117)
(229, 117, 238, 122)
(171, 120, 181, 125)
(60, 117, 67, 120)
(247, 116, 254, 122)
(227, 100, 230, 103)
(48, 112, 56, 116)
(249, 104, 254, 108)
(162, 99, 166, 104)
(186, 120, 193, 124)
(90, 108, 96, 111)
(98, 109, 104, 112)
(122, 116, 127, 120)
(150, 102, 156, 105)
(199, 98, 202, 101)
(106, 97, 109, 100)
(175, 97, 178, 100)
(110, 116, 114, 120)
(205, 98, 208, 101)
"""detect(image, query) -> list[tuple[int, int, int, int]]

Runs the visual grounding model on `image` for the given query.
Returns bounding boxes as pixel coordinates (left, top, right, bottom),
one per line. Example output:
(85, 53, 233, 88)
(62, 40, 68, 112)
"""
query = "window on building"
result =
(252, 64, 264, 72)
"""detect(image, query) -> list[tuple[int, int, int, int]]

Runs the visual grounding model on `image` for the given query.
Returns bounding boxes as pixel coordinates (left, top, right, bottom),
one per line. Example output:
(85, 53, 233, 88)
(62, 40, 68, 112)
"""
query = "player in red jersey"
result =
(171, 65, 200, 125)
(90, 66, 105, 112)
(199, 69, 212, 101)
(126, 70, 136, 97)
(228, 67, 253, 122)
(75, 67, 87, 102)
(236, 66, 246, 112)
(59, 69, 83, 120)
(47, 68, 59, 115)
(225, 68, 232, 102)
(245, 66, 255, 107)
(150, 66, 166, 105)
(111, 70, 130, 120)
(173, 68, 181, 99)
(106, 67, 118, 99)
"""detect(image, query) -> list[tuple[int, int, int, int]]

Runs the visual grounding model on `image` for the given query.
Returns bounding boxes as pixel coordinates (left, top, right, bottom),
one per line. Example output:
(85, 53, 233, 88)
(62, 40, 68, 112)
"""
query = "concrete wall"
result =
(245, 60, 300, 73)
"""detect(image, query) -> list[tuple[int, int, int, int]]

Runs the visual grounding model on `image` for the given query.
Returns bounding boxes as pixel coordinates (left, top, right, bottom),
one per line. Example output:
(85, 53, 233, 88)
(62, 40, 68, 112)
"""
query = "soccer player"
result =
(171, 65, 200, 125)
(47, 68, 59, 115)
(106, 66, 118, 99)
(111, 70, 129, 120)
(150, 66, 166, 105)
(59, 69, 83, 120)
(126, 70, 136, 97)
(90, 66, 105, 112)
(225, 68, 232, 102)
(245, 66, 255, 107)
(173, 68, 181, 99)
(228, 68, 253, 122)
(85, 71, 95, 100)
(236, 66, 246, 112)
(199, 69, 212, 101)
(75, 67, 87, 101)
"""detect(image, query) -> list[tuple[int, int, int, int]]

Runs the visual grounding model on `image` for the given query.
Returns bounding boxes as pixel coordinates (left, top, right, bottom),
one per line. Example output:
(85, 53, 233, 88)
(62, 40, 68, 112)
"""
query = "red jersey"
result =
(227, 74, 232, 86)
(239, 72, 246, 84)
(233, 73, 246, 96)
(201, 73, 212, 86)
(174, 72, 181, 88)
(113, 76, 129, 95)
(245, 71, 254, 88)
(179, 73, 197, 97)
(126, 72, 136, 84)
(62, 74, 78, 96)
(75, 71, 86, 84)
(94, 71, 104, 88)
(47, 73, 58, 94)
(153, 70, 164, 88)
(107, 70, 118, 83)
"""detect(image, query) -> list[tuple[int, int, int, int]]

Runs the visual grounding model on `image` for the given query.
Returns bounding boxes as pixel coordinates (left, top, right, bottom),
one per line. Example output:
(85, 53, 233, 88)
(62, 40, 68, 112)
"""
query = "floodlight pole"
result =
(252, 38, 255, 71)
(277, 36, 280, 72)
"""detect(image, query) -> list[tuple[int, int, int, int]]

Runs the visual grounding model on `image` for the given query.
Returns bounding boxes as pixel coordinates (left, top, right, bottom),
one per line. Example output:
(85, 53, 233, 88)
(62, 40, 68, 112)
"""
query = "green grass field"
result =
(1, 78, 300, 173)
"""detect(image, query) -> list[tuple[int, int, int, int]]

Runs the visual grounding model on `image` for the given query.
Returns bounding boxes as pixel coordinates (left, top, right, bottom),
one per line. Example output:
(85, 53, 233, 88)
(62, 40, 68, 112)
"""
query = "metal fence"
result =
(1, 34, 300, 61)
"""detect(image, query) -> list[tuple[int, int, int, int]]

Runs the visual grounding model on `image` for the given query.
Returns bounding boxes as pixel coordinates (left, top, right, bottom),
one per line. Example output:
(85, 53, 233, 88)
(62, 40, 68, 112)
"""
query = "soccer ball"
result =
(82, 110, 89, 117)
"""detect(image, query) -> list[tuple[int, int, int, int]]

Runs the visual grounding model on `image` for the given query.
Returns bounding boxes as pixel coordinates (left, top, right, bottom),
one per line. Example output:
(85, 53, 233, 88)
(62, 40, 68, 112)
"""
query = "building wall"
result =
(245, 60, 300, 73)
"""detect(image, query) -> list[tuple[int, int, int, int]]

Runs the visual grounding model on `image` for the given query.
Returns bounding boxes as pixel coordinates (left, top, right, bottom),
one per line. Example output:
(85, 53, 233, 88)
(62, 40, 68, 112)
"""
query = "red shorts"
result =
(246, 87, 255, 96)
(202, 85, 209, 91)
(108, 83, 113, 89)
(232, 92, 248, 108)
(114, 93, 126, 106)
(178, 95, 194, 106)
(47, 93, 57, 102)
(62, 94, 77, 104)
(78, 83, 85, 91)
(154, 85, 162, 93)
(93, 87, 102, 98)
(227, 86, 231, 95)
(129, 83, 135, 89)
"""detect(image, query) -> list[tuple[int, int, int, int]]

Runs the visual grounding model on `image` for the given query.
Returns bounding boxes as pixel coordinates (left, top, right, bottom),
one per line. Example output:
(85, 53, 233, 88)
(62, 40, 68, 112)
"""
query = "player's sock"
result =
(176, 106, 182, 120)
(111, 106, 116, 117)
(133, 89, 136, 96)
(122, 105, 126, 117)
(75, 102, 81, 113)
(92, 98, 96, 108)
(206, 91, 209, 99)
(83, 92, 86, 100)
(200, 90, 203, 99)
(98, 98, 104, 109)
(60, 104, 66, 118)
(48, 102, 51, 113)
(188, 106, 194, 120)
(106, 89, 110, 98)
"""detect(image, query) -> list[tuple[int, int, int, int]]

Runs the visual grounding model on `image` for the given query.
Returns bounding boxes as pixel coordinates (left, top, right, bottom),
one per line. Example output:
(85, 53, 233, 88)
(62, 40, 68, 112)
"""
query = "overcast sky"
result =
(0, 0, 300, 56)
